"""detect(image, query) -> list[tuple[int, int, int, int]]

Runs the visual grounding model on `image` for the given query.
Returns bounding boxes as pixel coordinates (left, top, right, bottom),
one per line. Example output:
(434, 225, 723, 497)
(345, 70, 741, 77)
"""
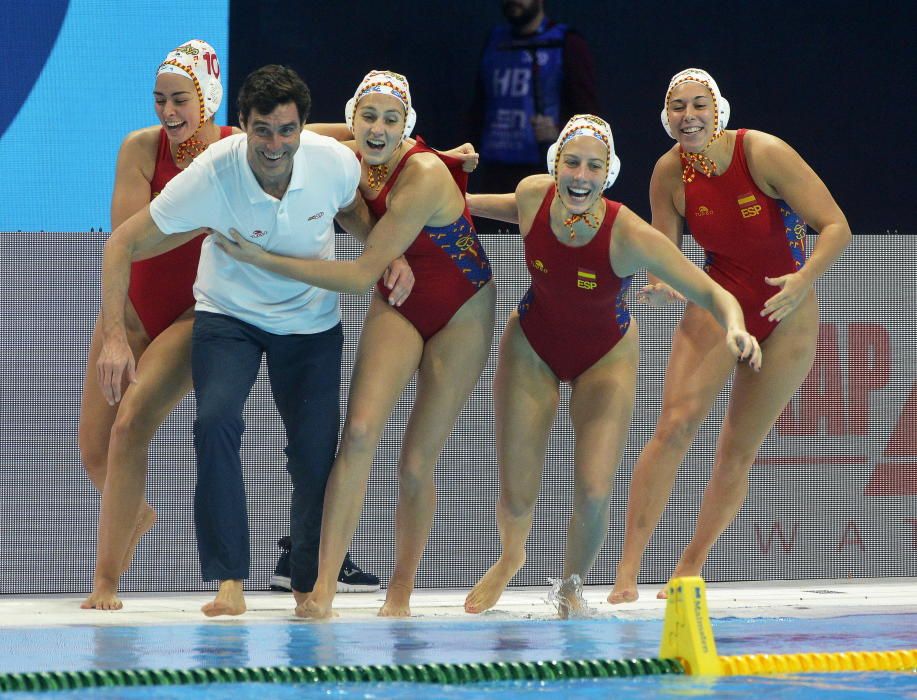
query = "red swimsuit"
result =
(363, 137, 492, 341)
(684, 129, 807, 342)
(518, 189, 632, 382)
(127, 126, 233, 339)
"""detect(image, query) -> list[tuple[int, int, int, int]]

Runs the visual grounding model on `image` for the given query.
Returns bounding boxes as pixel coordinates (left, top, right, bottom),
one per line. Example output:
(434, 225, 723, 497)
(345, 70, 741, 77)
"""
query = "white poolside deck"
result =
(3, 578, 915, 627)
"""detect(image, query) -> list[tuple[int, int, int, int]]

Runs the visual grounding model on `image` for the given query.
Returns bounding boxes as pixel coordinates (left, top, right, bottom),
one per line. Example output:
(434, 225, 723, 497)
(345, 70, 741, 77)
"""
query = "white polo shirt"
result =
(149, 131, 360, 335)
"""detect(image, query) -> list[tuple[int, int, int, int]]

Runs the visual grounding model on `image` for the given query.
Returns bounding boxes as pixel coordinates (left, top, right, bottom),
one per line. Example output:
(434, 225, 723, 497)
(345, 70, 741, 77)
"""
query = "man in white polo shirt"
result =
(93, 65, 410, 616)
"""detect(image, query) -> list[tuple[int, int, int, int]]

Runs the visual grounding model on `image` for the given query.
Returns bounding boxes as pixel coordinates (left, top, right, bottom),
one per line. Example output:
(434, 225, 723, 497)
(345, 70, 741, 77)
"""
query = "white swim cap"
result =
(547, 114, 621, 190)
(345, 70, 417, 140)
(661, 67, 730, 140)
(157, 39, 223, 123)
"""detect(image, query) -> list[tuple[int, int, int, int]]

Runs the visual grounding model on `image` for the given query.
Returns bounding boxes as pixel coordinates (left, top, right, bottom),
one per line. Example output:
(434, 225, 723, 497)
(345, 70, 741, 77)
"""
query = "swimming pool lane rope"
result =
(660, 576, 917, 676)
(0, 657, 685, 692)
(718, 650, 917, 675)
(6, 577, 915, 691)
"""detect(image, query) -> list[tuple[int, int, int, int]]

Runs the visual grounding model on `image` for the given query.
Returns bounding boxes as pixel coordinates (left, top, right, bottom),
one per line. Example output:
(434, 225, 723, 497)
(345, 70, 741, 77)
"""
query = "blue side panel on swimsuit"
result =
(703, 250, 715, 275)
(614, 276, 633, 333)
(778, 199, 807, 271)
(424, 215, 493, 288)
(517, 286, 534, 318)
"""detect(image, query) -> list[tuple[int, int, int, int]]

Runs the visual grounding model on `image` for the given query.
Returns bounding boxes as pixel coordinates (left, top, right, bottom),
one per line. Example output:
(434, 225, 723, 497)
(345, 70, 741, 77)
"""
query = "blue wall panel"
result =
(0, 0, 229, 231)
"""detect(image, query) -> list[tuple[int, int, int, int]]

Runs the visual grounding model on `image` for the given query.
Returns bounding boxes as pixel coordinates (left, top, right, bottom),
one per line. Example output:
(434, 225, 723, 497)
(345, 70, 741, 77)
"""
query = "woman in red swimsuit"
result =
(216, 70, 496, 618)
(80, 40, 236, 610)
(608, 69, 851, 604)
(461, 114, 760, 616)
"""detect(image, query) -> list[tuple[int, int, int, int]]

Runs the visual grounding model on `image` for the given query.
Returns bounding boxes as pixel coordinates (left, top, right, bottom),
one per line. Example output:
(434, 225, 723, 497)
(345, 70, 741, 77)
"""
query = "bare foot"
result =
(608, 578, 639, 605)
(120, 504, 157, 574)
(464, 557, 523, 614)
(547, 574, 595, 619)
(658, 563, 702, 599)
(294, 597, 335, 620)
(608, 588, 639, 604)
(556, 594, 590, 619)
(201, 580, 246, 617)
(378, 582, 412, 617)
(81, 587, 123, 611)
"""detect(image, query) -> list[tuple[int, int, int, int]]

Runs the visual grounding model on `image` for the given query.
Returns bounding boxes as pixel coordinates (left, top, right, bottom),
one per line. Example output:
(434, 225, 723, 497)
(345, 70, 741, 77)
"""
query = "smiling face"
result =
(241, 101, 301, 189)
(555, 134, 608, 214)
(153, 72, 201, 144)
(352, 92, 406, 165)
(666, 81, 717, 152)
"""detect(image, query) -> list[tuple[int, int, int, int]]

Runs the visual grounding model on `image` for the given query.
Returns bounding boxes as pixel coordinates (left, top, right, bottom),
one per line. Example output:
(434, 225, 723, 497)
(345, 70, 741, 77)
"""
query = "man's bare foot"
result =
(464, 556, 523, 614)
(81, 584, 123, 611)
(378, 582, 412, 617)
(294, 596, 335, 620)
(377, 601, 411, 617)
(657, 586, 669, 600)
(292, 589, 309, 607)
(201, 580, 246, 617)
(608, 588, 639, 604)
(120, 504, 157, 573)
(608, 576, 639, 604)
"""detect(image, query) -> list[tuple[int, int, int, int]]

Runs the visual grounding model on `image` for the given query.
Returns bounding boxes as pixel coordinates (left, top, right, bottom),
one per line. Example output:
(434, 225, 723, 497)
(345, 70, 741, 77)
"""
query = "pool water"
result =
(1, 613, 915, 698)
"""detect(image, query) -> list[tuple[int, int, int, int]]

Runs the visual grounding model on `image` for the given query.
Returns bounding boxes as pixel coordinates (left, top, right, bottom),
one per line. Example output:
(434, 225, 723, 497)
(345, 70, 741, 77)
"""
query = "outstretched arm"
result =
(302, 125, 480, 174)
(612, 206, 762, 369)
(467, 193, 520, 225)
(439, 143, 480, 173)
(334, 193, 415, 306)
(303, 123, 354, 141)
(213, 157, 447, 296)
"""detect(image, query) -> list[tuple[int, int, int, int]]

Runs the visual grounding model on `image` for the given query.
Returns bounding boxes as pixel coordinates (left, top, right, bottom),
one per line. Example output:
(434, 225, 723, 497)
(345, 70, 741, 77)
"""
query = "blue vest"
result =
(480, 20, 567, 166)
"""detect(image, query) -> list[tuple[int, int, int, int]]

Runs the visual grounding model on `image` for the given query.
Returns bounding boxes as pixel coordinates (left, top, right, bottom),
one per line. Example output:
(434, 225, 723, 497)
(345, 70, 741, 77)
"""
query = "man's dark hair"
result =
(237, 65, 311, 126)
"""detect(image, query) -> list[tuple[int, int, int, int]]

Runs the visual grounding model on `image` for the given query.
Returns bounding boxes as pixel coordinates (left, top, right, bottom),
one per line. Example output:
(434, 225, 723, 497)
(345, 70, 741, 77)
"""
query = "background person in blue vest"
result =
(468, 0, 600, 200)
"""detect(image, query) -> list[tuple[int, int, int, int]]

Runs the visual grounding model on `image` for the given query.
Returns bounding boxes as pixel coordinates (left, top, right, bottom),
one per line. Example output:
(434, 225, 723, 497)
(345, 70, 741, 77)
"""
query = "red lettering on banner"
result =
(848, 324, 890, 435)
(906, 519, 917, 550)
(837, 521, 865, 551)
(866, 382, 917, 496)
(755, 318, 912, 497)
(878, 382, 917, 460)
(754, 522, 797, 553)
(777, 323, 847, 435)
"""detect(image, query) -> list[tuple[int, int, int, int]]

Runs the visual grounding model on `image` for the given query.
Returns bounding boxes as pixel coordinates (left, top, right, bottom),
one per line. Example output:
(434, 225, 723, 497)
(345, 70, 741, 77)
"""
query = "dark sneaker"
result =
(269, 536, 292, 591)
(337, 553, 380, 593)
(269, 537, 379, 593)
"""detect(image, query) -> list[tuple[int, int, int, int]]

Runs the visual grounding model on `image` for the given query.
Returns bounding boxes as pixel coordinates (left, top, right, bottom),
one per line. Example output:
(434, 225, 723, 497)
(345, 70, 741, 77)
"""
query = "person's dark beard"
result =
(502, 0, 541, 28)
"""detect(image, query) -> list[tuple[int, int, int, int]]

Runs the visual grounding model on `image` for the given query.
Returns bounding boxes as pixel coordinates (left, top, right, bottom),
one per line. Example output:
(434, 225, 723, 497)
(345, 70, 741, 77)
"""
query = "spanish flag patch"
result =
(737, 193, 757, 207)
(576, 268, 598, 289)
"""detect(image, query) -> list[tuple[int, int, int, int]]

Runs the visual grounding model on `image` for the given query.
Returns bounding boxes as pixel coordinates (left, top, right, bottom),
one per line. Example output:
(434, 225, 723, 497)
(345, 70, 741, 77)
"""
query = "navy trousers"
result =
(191, 311, 342, 592)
